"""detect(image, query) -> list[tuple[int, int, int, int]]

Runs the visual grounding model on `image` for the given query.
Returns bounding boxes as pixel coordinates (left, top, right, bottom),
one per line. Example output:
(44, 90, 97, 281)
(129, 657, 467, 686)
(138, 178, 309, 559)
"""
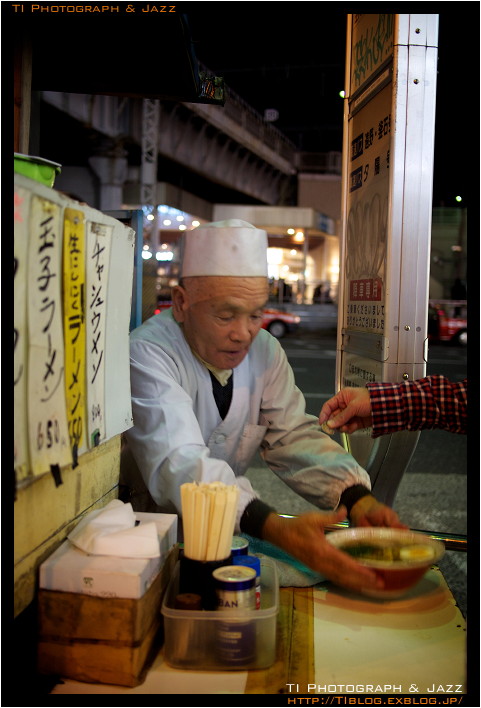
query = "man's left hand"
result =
(350, 494, 408, 528)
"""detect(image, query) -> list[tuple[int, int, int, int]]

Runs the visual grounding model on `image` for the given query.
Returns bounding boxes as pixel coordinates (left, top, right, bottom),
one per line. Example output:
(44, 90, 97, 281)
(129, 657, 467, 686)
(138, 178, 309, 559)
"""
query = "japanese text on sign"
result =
(351, 14, 394, 92)
(350, 278, 382, 301)
(346, 303, 385, 332)
(349, 116, 391, 193)
(14, 187, 30, 477)
(344, 81, 392, 335)
(86, 222, 112, 448)
(341, 353, 383, 389)
(28, 196, 71, 476)
(63, 208, 86, 461)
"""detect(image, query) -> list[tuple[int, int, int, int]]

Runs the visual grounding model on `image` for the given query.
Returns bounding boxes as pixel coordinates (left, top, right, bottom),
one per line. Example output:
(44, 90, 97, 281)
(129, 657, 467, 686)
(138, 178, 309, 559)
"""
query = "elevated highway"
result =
(41, 86, 340, 211)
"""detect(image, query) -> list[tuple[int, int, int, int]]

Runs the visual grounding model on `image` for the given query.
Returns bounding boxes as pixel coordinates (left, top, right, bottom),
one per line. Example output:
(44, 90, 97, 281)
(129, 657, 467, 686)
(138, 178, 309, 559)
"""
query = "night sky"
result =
(9, 3, 478, 208)
(186, 4, 477, 209)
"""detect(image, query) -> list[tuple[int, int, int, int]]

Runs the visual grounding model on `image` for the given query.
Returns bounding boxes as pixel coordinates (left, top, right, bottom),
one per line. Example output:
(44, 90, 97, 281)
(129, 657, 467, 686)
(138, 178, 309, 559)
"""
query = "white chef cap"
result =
(180, 219, 268, 277)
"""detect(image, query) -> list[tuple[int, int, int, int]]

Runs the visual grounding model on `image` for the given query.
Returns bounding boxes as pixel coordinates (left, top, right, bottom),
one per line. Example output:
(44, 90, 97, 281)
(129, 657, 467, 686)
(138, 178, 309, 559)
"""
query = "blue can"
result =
(232, 555, 261, 609)
(230, 535, 249, 557)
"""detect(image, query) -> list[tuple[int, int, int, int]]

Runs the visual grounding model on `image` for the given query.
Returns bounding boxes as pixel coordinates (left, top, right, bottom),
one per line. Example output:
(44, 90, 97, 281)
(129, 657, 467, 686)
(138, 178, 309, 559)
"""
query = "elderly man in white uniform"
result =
(126, 219, 405, 593)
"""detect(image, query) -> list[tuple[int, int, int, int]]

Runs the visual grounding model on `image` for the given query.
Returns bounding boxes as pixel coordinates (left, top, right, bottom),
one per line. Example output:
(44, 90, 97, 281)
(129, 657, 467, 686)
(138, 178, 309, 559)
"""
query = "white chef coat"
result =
(126, 308, 371, 531)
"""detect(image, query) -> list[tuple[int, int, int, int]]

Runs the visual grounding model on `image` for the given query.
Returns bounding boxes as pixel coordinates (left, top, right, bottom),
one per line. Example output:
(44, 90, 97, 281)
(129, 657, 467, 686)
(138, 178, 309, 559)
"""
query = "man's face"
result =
(172, 276, 269, 369)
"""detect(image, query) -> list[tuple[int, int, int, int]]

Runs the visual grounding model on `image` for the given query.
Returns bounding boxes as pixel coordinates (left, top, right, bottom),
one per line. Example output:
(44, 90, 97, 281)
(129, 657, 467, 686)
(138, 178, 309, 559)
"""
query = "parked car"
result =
(428, 300, 467, 346)
(154, 303, 300, 338)
(261, 308, 300, 338)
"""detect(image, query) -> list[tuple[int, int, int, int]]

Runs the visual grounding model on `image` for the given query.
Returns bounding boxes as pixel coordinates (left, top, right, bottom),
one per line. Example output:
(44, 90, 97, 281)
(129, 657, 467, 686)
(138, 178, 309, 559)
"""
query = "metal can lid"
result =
(231, 536, 249, 555)
(212, 565, 256, 590)
(232, 554, 261, 578)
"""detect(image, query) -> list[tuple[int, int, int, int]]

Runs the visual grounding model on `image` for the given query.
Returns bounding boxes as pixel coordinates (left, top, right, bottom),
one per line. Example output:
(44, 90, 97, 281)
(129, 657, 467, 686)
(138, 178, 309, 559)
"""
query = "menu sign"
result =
(345, 80, 392, 335)
(86, 221, 112, 449)
(14, 186, 30, 480)
(27, 196, 72, 477)
(350, 14, 394, 95)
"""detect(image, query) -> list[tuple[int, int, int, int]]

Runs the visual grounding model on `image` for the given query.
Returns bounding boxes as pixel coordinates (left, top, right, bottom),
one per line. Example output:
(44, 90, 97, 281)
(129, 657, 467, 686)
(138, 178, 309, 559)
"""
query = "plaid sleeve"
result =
(366, 376, 467, 437)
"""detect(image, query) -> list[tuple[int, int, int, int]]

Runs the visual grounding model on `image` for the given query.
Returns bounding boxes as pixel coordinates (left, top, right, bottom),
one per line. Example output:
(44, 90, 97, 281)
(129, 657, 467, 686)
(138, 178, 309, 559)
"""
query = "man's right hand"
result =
(261, 509, 384, 594)
(319, 387, 373, 434)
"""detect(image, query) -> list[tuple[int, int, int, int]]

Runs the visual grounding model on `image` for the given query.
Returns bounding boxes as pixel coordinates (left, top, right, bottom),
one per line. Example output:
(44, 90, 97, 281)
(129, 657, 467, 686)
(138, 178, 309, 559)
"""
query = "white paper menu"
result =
(14, 185, 30, 480)
(27, 195, 72, 476)
(85, 220, 112, 449)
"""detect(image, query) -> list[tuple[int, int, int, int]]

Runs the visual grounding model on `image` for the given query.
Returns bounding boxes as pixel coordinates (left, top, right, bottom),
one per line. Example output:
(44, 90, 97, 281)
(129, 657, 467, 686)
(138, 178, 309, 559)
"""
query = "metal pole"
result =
(141, 98, 160, 253)
(302, 232, 309, 304)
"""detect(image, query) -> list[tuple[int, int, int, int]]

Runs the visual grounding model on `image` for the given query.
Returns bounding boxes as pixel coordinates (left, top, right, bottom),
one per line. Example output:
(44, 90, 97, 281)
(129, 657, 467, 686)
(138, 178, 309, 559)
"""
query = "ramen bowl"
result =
(326, 527, 445, 599)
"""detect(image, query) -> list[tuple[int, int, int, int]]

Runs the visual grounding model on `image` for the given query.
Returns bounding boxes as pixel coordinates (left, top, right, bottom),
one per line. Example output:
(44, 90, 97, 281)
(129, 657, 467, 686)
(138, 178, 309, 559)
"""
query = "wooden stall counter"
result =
(50, 566, 466, 696)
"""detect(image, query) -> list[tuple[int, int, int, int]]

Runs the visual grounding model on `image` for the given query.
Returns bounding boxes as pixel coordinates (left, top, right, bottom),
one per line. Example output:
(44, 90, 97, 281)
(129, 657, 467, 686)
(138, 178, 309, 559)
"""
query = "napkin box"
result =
(39, 512, 177, 599)
(38, 544, 179, 687)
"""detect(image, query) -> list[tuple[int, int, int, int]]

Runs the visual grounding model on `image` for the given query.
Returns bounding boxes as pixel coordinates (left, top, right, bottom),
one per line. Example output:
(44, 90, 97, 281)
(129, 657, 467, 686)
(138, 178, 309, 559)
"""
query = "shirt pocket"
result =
(233, 423, 268, 473)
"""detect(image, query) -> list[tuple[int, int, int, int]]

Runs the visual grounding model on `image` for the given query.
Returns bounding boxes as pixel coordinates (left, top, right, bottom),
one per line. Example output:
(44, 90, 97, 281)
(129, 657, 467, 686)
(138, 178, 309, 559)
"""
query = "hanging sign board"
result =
(14, 186, 31, 480)
(103, 218, 135, 441)
(27, 196, 72, 477)
(345, 81, 392, 336)
(63, 208, 87, 462)
(350, 14, 394, 95)
(85, 221, 113, 449)
(14, 173, 135, 488)
(336, 14, 438, 504)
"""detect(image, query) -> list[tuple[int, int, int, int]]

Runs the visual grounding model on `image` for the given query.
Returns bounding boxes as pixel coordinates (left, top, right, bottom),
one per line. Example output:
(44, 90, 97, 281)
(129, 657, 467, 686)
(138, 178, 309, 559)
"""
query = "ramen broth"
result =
(340, 542, 432, 562)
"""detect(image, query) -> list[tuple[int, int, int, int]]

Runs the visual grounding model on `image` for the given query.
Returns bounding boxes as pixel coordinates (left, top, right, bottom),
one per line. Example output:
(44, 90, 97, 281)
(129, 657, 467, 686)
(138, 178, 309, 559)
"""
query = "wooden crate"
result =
(37, 546, 178, 686)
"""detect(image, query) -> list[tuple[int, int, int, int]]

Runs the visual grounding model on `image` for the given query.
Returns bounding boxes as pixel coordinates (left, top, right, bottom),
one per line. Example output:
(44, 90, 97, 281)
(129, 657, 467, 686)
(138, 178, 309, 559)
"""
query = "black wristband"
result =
(339, 484, 373, 516)
(240, 498, 276, 539)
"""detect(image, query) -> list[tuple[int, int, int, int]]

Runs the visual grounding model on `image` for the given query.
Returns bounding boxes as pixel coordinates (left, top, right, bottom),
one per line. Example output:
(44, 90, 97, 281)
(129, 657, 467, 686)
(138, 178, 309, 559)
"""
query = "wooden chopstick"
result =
(180, 482, 239, 561)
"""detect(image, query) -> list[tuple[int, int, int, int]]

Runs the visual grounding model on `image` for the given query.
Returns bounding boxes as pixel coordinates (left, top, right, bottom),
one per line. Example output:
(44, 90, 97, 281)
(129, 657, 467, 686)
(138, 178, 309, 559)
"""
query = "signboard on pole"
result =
(337, 15, 439, 503)
(346, 80, 391, 336)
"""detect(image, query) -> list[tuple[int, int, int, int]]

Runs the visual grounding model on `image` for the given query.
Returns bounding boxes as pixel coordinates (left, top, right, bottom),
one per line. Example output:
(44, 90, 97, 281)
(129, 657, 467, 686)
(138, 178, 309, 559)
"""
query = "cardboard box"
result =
(39, 512, 177, 599)
(37, 545, 179, 686)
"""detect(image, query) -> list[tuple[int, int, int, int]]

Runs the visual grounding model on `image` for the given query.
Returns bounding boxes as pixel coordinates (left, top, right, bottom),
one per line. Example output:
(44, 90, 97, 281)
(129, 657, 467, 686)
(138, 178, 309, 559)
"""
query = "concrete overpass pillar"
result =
(89, 152, 128, 211)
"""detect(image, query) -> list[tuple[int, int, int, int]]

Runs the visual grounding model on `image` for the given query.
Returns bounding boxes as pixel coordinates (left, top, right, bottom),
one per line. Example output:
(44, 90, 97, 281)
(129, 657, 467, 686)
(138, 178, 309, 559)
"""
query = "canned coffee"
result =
(212, 565, 256, 665)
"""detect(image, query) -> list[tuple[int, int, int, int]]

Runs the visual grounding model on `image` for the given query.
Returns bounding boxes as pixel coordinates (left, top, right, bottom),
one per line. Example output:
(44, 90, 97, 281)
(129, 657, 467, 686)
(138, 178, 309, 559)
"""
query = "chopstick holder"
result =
(179, 481, 240, 608)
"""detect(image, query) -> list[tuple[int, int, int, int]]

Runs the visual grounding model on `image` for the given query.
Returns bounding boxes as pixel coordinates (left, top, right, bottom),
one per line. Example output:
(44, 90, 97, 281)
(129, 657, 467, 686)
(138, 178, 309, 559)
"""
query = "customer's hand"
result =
(261, 508, 385, 593)
(350, 494, 408, 529)
(319, 387, 373, 434)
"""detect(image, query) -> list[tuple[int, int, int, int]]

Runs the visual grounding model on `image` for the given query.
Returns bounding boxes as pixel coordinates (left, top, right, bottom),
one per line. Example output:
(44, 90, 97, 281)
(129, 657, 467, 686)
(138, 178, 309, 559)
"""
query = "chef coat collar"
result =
(192, 350, 233, 387)
(174, 317, 233, 386)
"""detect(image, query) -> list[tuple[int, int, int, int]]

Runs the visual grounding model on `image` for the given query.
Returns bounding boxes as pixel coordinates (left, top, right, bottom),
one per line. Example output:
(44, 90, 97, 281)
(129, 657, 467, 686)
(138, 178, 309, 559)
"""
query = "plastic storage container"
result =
(161, 556, 278, 670)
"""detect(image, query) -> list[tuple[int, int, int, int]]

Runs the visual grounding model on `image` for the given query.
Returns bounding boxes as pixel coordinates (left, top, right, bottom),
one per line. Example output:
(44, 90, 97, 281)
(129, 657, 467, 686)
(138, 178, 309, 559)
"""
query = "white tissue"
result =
(68, 499, 161, 558)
